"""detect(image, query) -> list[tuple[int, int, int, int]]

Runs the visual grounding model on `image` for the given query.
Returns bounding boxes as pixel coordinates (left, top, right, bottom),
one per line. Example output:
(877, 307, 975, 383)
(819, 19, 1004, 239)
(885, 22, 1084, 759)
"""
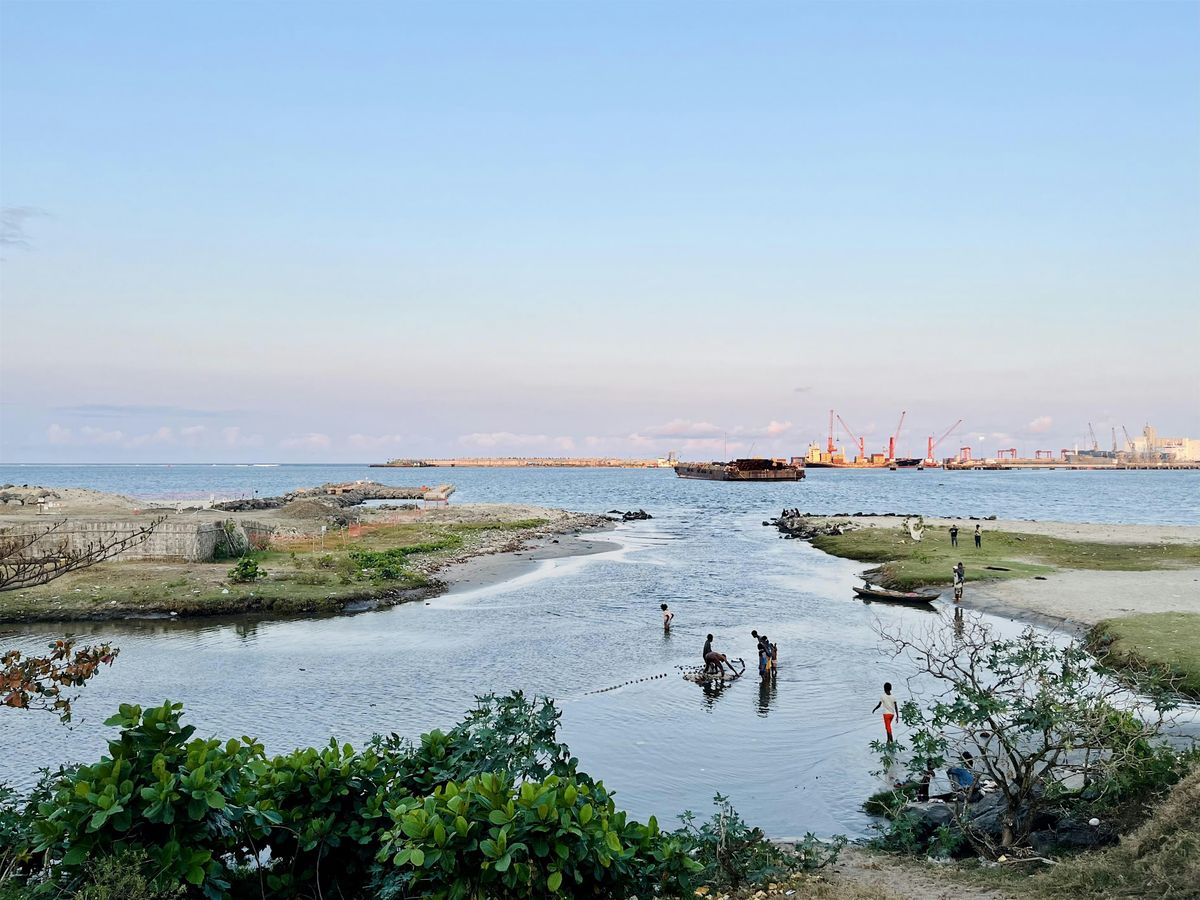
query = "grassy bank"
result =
(0, 517, 550, 622)
(809, 525, 1200, 591)
(1088, 612, 1200, 698)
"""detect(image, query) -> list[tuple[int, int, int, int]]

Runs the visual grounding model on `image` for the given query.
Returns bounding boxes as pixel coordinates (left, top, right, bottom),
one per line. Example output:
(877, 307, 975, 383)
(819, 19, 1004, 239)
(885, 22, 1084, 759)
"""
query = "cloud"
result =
(46, 424, 73, 445)
(180, 425, 206, 437)
(222, 426, 264, 448)
(793, 386, 813, 393)
(127, 426, 175, 447)
(762, 420, 793, 437)
(280, 432, 332, 450)
(1, 206, 47, 249)
(78, 425, 125, 445)
(347, 433, 407, 450)
(1027, 416, 1053, 434)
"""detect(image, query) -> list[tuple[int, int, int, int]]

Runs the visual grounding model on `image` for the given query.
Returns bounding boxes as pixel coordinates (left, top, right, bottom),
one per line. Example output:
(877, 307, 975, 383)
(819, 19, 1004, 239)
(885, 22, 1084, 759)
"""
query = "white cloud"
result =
(128, 426, 175, 447)
(180, 425, 206, 438)
(222, 426, 264, 448)
(280, 432, 332, 450)
(640, 419, 724, 439)
(1027, 416, 1053, 434)
(46, 424, 73, 444)
(79, 425, 125, 445)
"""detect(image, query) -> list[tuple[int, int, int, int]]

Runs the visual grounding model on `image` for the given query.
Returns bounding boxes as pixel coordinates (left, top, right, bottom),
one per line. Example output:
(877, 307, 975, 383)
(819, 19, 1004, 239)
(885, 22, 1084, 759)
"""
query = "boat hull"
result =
(853, 585, 939, 604)
(674, 460, 805, 481)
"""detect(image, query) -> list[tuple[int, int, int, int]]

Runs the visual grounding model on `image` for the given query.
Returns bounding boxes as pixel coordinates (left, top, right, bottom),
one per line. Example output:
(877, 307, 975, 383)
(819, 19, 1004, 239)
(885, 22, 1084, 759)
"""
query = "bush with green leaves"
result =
(226, 557, 265, 584)
(375, 772, 699, 899)
(31, 701, 263, 897)
(673, 794, 843, 889)
(9, 692, 832, 899)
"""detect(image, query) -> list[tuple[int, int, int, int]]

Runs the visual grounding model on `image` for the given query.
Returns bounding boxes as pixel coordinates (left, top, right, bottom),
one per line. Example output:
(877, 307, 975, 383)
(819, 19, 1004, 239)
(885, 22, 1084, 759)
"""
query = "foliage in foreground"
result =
(871, 613, 1189, 857)
(0, 692, 838, 898)
(1, 640, 119, 723)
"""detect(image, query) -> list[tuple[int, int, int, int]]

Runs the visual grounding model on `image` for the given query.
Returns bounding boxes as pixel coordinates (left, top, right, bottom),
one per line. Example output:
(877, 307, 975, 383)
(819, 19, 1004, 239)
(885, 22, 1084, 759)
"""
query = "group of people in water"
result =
(662, 603, 778, 680)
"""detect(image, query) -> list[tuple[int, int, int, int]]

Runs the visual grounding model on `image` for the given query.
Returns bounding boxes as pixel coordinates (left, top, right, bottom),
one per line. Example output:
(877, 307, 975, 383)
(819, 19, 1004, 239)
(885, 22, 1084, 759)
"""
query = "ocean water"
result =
(1, 464, 1196, 838)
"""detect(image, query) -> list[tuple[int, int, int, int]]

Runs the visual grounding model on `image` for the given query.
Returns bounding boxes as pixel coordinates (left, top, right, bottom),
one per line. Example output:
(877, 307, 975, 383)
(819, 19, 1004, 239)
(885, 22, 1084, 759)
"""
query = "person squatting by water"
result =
(661, 603, 674, 631)
(949, 524, 959, 547)
(873, 682, 898, 743)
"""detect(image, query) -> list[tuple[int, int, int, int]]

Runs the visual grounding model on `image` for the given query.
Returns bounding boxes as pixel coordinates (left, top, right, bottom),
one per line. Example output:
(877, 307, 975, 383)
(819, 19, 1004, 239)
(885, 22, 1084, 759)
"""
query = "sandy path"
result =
(965, 568, 1200, 627)
(805, 516, 1200, 628)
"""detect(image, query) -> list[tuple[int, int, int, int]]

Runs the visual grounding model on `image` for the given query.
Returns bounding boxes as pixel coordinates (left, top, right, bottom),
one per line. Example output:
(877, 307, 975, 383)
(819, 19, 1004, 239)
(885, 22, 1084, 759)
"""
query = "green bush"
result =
(11, 693, 828, 900)
(375, 772, 699, 898)
(674, 794, 843, 889)
(226, 557, 265, 584)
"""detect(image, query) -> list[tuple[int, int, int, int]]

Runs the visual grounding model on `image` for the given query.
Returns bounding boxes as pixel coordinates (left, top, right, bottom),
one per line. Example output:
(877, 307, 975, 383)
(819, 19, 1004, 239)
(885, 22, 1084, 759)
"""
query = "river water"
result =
(1, 466, 1197, 838)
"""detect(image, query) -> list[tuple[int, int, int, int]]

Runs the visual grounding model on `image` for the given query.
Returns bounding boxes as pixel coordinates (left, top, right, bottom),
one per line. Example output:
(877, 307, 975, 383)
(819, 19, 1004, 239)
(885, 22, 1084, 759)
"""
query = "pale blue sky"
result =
(2, 0, 1197, 462)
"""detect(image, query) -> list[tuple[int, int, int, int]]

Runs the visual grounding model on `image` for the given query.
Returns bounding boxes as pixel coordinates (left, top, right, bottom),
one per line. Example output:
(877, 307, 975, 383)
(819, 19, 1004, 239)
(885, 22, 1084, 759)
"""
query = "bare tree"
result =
(1, 517, 161, 721)
(875, 612, 1178, 855)
(0, 517, 162, 592)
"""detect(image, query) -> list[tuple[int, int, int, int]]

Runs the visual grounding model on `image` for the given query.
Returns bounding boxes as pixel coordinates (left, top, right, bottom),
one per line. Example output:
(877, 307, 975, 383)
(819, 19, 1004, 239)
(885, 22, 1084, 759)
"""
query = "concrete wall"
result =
(6, 519, 274, 563)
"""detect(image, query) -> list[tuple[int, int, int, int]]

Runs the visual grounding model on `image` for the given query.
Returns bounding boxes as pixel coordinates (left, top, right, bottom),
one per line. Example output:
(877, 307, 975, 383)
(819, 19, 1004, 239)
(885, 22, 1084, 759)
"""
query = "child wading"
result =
(873, 683, 898, 743)
(661, 603, 674, 631)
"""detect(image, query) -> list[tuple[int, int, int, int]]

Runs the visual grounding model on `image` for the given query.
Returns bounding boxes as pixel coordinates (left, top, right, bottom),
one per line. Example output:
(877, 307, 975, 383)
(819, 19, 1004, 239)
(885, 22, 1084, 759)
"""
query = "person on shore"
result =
(974, 524, 982, 548)
(947, 751, 979, 798)
(949, 524, 959, 548)
(872, 683, 899, 743)
(661, 603, 674, 631)
(952, 561, 965, 601)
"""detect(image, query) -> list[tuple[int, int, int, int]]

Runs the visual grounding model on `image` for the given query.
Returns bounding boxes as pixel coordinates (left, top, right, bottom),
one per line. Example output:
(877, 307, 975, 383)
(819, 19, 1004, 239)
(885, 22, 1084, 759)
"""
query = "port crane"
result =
(888, 411, 907, 461)
(835, 413, 865, 462)
(1088, 422, 1099, 452)
(926, 419, 964, 465)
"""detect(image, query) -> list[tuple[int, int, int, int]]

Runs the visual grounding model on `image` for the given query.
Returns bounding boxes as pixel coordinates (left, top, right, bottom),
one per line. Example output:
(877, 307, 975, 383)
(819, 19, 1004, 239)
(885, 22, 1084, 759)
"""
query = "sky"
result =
(1, 0, 1198, 463)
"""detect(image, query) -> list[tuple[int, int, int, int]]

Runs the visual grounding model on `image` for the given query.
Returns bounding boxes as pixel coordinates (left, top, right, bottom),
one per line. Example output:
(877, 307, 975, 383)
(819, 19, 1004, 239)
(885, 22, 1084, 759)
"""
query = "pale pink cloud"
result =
(1027, 416, 1053, 434)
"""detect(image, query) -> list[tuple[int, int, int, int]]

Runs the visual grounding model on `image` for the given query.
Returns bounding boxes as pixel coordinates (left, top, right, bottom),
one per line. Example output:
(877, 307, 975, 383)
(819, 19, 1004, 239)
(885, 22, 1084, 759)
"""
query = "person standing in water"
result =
(661, 603, 674, 631)
(952, 561, 965, 601)
(872, 682, 899, 743)
(703, 633, 713, 664)
(974, 524, 982, 548)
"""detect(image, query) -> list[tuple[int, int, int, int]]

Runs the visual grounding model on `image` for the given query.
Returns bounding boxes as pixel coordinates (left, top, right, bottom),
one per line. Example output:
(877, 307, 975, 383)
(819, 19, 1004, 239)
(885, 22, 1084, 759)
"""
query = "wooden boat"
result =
(853, 584, 940, 605)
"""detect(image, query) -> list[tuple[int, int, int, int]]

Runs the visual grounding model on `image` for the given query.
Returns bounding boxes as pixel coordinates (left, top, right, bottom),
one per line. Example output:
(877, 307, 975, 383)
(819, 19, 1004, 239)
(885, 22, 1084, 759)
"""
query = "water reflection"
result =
(756, 672, 777, 717)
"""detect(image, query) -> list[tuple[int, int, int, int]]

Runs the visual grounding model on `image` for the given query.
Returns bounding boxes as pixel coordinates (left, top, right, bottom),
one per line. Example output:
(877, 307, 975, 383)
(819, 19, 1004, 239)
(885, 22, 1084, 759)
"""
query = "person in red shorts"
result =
(872, 682, 898, 743)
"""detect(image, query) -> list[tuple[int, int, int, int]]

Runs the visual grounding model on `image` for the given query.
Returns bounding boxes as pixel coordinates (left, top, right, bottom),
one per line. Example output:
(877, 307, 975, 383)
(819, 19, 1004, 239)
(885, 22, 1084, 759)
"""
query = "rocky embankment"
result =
(212, 481, 446, 512)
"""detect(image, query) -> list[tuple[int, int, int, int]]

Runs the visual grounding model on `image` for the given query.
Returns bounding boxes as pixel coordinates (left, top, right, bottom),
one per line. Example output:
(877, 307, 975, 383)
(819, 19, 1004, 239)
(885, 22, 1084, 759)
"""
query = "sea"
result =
(1, 464, 1197, 838)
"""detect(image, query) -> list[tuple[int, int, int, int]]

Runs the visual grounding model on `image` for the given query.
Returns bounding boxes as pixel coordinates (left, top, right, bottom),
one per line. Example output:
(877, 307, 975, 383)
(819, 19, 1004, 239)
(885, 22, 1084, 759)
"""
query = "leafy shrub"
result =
(375, 772, 699, 899)
(674, 794, 843, 889)
(15, 693, 809, 900)
(31, 701, 263, 897)
(349, 537, 460, 582)
(227, 557, 265, 583)
(71, 849, 186, 899)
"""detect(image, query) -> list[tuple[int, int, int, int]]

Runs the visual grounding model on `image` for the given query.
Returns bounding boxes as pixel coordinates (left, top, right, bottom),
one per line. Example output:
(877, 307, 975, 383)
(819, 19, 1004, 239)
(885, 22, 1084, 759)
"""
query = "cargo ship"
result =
(673, 458, 805, 481)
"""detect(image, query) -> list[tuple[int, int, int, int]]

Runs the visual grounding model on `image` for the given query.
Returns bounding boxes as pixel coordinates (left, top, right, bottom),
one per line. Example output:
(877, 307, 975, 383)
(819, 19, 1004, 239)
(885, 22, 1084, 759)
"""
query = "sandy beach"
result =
(801, 514, 1200, 629)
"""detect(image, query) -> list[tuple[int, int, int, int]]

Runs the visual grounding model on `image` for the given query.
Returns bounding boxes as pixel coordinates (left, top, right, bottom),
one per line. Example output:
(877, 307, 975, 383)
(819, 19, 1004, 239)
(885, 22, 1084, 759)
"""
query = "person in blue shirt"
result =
(947, 751, 978, 795)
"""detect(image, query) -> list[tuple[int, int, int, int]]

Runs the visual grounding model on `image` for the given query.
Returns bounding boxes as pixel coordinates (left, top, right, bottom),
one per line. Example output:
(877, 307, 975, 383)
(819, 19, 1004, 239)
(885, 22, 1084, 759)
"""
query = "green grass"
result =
(809, 525, 1200, 591)
(1088, 612, 1200, 699)
(0, 517, 551, 622)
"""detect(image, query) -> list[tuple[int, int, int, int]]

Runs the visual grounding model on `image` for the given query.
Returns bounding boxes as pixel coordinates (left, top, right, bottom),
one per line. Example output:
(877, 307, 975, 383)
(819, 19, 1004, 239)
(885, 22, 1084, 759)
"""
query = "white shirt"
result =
(879, 694, 898, 715)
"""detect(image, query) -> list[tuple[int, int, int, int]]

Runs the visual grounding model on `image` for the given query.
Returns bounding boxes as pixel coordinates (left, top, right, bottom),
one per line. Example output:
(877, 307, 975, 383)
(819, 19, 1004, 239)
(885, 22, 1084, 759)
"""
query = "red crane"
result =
(926, 419, 964, 464)
(888, 410, 907, 461)
(836, 413, 865, 462)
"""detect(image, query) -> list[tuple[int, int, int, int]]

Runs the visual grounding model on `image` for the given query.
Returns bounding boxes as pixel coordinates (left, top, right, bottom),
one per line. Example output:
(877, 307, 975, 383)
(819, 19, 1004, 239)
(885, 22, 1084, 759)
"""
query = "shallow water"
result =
(1, 466, 1197, 837)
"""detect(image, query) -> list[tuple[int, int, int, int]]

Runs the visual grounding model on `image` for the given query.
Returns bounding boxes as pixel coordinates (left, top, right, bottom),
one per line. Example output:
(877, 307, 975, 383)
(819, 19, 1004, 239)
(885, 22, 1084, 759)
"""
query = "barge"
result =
(673, 458, 805, 481)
